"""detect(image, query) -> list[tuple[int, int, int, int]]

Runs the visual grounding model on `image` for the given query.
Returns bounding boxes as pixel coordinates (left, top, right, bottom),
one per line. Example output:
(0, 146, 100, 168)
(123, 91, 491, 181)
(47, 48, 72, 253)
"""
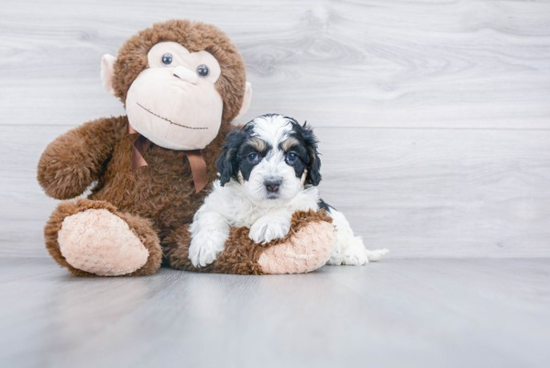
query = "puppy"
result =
(189, 114, 388, 267)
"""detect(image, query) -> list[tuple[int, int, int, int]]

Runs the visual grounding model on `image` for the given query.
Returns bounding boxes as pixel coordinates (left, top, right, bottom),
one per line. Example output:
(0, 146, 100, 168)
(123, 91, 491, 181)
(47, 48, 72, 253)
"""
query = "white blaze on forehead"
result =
(235, 114, 310, 206)
(249, 115, 294, 147)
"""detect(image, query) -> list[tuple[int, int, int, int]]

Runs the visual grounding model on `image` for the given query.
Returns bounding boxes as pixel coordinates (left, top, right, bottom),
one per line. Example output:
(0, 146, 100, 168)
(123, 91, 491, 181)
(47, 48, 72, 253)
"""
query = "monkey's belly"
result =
(89, 161, 208, 233)
(90, 181, 206, 232)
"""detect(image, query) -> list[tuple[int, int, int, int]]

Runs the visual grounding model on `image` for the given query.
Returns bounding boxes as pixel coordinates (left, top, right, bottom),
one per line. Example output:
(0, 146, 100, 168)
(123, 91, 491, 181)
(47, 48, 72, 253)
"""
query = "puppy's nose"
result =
(264, 179, 281, 193)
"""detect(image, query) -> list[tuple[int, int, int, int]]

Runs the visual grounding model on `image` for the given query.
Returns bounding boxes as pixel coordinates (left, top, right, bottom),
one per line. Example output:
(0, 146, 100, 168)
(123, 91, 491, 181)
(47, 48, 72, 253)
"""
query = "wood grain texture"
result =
(1, 0, 550, 128)
(2, 125, 550, 258)
(1, 0, 549, 259)
(1, 258, 549, 368)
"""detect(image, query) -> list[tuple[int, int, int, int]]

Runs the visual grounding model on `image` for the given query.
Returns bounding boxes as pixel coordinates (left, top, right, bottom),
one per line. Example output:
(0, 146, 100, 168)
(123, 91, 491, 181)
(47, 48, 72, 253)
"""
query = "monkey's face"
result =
(125, 42, 224, 150)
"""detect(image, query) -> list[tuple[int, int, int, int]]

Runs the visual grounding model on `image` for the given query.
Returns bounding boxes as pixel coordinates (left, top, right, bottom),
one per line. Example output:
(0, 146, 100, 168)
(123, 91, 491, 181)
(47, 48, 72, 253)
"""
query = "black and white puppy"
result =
(189, 114, 388, 267)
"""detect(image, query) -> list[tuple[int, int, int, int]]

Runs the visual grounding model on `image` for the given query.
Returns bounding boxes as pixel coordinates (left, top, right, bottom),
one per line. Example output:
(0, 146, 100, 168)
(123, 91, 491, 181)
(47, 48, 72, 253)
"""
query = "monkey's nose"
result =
(173, 66, 198, 85)
(264, 179, 282, 193)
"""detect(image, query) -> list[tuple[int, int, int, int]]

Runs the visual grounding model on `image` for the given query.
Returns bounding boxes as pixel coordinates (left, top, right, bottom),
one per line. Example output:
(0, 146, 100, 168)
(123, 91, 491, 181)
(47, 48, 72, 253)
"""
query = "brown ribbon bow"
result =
(129, 125, 209, 193)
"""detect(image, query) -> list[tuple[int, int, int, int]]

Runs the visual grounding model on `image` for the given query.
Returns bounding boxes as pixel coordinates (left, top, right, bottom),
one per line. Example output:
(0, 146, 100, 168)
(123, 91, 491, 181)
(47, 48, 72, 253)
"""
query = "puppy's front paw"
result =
(249, 216, 291, 244)
(189, 231, 226, 268)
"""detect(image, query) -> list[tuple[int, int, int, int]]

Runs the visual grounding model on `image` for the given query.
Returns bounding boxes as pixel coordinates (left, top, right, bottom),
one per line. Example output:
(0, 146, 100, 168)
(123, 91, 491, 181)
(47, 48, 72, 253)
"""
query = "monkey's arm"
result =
(37, 116, 126, 199)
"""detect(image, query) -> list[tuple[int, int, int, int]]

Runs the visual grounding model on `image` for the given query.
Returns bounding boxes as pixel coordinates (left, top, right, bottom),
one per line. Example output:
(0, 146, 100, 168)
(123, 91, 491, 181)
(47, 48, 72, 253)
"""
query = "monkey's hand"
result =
(37, 116, 125, 199)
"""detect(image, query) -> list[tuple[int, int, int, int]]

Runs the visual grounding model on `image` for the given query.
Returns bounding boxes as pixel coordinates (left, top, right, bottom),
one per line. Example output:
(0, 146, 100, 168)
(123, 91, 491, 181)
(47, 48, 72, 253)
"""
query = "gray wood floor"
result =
(1, 258, 549, 368)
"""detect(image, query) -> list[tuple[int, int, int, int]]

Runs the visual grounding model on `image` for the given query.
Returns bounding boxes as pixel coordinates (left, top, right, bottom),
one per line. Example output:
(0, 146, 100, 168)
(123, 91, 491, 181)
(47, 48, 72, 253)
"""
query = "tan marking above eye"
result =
(281, 137, 300, 152)
(248, 137, 268, 152)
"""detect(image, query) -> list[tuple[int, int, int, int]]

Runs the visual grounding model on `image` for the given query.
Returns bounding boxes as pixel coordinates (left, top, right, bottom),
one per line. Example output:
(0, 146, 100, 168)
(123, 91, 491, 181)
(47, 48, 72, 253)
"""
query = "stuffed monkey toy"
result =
(37, 20, 334, 276)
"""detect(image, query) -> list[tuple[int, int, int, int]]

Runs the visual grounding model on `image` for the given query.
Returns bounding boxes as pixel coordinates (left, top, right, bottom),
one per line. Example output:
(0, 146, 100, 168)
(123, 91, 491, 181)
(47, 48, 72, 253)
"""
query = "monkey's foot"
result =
(45, 200, 162, 277)
(257, 219, 334, 274)
(57, 209, 149, 276)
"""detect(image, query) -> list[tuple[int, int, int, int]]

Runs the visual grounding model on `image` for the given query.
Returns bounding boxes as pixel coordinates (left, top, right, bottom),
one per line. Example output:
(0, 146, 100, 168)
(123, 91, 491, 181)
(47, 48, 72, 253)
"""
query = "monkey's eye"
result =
(247, 152, 261, 164)
(197, 64, 209, 77)
(161, 53, 173, 65)
(285, 152, 299, 165)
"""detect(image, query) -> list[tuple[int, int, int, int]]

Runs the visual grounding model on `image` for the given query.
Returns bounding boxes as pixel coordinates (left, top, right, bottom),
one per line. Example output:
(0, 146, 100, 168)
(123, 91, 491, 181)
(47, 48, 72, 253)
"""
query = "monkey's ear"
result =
(101, 54, 117, 95)
(216, 129, 247, 186)
(233, 82, 253, 122)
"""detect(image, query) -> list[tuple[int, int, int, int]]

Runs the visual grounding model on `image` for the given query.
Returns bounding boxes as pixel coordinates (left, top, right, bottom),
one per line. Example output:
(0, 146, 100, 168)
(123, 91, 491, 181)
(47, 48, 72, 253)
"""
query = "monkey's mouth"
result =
(137, 102, 208, 130)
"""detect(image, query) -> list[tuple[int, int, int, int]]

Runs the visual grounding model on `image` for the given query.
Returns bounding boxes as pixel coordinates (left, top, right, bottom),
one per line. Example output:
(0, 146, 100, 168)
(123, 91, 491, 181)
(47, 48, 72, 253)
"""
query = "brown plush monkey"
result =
(37, 20, 334, 276)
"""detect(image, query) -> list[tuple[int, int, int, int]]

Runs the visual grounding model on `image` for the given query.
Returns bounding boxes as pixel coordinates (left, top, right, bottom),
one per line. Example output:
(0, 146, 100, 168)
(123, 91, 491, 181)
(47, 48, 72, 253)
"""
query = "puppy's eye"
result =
(161, 53, 173, 65)
(285, 152, 298, 165)
(197, 64, 209, 77)
(247, 152, 261, 164)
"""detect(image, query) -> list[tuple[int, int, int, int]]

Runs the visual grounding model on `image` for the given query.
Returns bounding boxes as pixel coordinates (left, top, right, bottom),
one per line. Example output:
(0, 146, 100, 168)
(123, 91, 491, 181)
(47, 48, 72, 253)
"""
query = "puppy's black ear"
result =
(302, 122, 322, 186)
(216, 129, 247, 186)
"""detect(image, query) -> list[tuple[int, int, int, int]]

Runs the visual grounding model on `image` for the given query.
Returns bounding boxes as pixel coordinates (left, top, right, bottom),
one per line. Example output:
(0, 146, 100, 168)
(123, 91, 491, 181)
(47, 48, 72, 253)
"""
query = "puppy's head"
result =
(216, 114, 321, 204)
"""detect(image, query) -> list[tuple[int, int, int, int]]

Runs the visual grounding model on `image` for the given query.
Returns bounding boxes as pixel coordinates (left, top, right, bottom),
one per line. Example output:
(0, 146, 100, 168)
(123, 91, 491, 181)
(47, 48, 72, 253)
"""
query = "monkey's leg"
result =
(164, 210, 335, 275)
(44, 199, 162, 277)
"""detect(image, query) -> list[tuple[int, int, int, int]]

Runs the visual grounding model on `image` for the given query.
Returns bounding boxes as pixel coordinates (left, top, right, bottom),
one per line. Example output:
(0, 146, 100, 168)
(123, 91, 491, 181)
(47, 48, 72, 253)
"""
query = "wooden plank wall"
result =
(1, 0, 549, 258)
